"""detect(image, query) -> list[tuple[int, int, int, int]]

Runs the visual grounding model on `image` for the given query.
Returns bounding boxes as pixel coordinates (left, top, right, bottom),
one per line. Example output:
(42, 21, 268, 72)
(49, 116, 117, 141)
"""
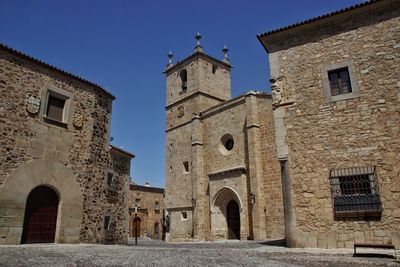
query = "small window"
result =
(135, 198, 141, 208)
(180, 69, 187, 90)
(329, 166, 382, 220)
(212, 64, 217, 74)
(169, 166, 172, 172)
(107, 173, 114, 186)
(183, 161, 189, 173)
(328, 67, 352, 96)
(219, 134, 235, 155)
(321, 60, 359, 103)
(104, 215, 111, 230)
(46, 95, 66, 122)
(224, 139, 234, 151)
(155, 201, 160, 210)
(181, 211, 188, 220)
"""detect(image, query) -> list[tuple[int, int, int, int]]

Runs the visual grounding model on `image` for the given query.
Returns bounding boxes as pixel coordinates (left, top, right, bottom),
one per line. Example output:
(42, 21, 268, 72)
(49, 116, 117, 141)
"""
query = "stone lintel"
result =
(208, 166, 247, 179)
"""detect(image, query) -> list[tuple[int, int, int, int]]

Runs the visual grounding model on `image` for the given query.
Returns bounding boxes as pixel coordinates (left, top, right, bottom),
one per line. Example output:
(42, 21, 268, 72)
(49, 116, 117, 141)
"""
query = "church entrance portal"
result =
(21, 186, 59, 244)
(227, 200, 240, 239)
(211, 187, 242, 240)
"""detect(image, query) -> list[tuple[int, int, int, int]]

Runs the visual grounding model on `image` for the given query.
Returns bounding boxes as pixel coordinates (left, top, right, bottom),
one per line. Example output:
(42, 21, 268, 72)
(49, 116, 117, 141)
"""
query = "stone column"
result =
(245, 92, 267, 240)
(191, 115, 206, 241)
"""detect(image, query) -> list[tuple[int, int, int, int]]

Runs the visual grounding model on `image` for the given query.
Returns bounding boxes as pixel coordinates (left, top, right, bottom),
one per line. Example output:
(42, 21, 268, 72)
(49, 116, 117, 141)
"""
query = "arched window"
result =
(180, 69, 187, 90)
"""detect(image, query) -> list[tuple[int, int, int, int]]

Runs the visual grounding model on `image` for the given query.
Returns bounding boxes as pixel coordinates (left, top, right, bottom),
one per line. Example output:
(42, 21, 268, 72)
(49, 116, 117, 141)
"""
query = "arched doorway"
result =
(21, 186, 59, 244)
(211, 187, 242, 240)
(227, 200, 240, 239)
(133, 217, 141, 238)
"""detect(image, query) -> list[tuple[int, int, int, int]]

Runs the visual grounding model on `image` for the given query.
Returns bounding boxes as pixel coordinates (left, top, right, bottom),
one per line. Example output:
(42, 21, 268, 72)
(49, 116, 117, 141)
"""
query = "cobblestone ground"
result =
(0, 239, 398, 267)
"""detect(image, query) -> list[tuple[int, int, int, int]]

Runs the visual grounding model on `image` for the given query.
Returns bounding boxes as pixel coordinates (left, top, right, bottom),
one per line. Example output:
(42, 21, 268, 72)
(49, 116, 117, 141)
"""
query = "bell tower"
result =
(164, 33, 232, 130)
(164, 34, 232, 241)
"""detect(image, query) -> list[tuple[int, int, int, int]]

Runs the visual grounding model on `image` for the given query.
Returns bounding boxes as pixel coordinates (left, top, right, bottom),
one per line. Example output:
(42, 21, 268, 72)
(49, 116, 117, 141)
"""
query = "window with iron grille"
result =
(329, 166, 382, 220)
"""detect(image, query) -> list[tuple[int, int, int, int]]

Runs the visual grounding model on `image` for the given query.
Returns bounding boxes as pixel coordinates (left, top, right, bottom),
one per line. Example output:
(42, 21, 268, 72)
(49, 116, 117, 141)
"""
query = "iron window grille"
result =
(329, 166, 382, 220)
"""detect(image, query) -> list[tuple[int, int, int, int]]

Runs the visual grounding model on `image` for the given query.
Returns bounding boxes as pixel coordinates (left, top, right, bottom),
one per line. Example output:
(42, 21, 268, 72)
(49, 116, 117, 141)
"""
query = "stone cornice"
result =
(208, 166, 247, 178)
(165, 91, 226, 110)
(166, 206, 194, 212)
(164, 51, 231, 75)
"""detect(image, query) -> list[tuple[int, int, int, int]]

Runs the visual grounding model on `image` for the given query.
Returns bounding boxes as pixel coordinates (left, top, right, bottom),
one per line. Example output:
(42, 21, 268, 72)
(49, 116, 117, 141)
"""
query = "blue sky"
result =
(0, 0, 363, 188)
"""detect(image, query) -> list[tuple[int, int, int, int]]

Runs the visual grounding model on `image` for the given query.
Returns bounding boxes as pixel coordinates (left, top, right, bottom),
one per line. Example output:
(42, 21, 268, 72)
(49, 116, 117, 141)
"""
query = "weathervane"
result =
(167, 51, 174, 67)
(222, 45, 230, 64)
(195, 32, 203, 52)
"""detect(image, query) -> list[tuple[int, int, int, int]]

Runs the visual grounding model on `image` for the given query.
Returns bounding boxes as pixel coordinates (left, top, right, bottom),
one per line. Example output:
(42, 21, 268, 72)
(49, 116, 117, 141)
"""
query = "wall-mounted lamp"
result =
(192, 198, 196, 207)
(250, 193, 256, 205)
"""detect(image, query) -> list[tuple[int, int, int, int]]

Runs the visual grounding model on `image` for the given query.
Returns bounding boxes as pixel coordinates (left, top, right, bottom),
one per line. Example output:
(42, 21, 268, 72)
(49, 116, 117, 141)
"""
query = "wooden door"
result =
(227, 200, 240, 240)
(22, 186, 59, 244)
(133, 217, 141, 237)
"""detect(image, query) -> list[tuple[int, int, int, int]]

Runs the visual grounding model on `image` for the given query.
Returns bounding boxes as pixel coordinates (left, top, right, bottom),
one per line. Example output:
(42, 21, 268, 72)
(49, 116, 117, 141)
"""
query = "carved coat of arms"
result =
(177, 105, 185, 118)
(26, 96, 41, 114)
(73, 113, 84, 127)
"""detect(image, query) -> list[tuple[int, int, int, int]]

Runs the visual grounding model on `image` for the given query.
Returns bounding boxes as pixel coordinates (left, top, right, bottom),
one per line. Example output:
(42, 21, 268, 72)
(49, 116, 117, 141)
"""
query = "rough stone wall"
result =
(257, 97, 285, 240)
(128, 185, 164, 239)
(0, 47, 127, 244)
(108, 149, 131, 244)
(265, 4, 400, 248)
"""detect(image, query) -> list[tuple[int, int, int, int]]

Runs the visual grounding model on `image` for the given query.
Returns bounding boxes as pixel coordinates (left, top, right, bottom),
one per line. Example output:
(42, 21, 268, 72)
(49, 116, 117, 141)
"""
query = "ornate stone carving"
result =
(73, 112, 83, 127)
(270, 76, 287, 105)
(26, 95, 40, 114)
(177, 105, 185, 118)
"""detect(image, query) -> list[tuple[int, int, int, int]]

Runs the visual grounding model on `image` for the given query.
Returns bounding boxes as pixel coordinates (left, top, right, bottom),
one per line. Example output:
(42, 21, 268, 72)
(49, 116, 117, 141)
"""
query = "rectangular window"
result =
(328, 67, 352, 96)
(181, 211, 188, 220)
(104, 215, 111, 230)
(155, 201, 160, 210)
(329, 166, 382, 220)
(107, 173, 114, 186)
(183, 161, 189, 173)
(46, 95, 66, 122)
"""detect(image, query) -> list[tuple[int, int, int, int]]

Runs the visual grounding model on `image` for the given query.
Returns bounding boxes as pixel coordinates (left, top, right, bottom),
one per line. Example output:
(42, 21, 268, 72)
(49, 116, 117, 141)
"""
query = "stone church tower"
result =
(164, 34, 285, 241)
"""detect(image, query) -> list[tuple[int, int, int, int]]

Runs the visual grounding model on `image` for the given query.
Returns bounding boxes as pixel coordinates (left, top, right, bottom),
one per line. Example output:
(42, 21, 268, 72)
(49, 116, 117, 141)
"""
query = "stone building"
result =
(0, 44, 133, 245)
(258, 0, 400, 248)
(128, 182, 164, 240)
(164, 37, 285, 241)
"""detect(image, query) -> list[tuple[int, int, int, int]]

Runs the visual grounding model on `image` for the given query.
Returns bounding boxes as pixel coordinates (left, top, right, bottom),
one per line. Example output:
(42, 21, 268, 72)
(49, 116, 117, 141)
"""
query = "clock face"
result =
(177, 105, 184, 118)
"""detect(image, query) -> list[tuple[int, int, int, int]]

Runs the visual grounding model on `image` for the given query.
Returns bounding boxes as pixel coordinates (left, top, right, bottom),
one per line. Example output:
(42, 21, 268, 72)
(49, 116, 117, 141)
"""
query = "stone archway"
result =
(211, 187, 242, 241)
(21, 186, 59, 243)
(0, 159, 83, 244)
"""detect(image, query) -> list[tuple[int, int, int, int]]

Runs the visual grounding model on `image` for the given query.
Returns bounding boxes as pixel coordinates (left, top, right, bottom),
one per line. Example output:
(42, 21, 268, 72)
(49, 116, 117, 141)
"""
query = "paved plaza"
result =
(0, 239, 398, 267)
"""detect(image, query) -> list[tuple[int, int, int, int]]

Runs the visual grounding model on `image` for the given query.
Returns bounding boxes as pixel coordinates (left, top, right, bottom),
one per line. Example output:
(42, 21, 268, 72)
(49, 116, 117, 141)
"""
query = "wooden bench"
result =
(354, 243, 397, 258)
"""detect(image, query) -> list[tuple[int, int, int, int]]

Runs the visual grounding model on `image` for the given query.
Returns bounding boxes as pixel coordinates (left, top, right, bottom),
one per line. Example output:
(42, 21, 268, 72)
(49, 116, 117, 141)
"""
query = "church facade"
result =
(164, 42, 284, 241)
(165, 0, 400, 249)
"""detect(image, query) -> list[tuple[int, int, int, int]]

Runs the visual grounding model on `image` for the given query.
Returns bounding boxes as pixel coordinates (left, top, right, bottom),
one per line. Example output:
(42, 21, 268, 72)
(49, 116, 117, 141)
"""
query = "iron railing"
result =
(329, 166, 382, 220)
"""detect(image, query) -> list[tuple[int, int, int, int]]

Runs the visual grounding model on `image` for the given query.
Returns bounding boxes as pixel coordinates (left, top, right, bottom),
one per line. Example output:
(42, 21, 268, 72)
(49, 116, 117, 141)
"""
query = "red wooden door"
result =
(227, 200, 240, 240)
(22, 186, 59, 244)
